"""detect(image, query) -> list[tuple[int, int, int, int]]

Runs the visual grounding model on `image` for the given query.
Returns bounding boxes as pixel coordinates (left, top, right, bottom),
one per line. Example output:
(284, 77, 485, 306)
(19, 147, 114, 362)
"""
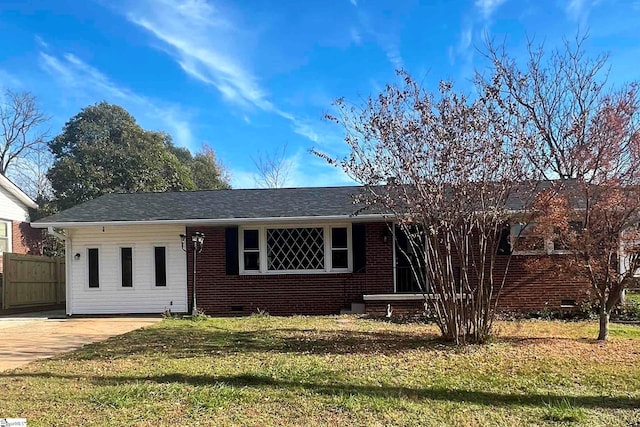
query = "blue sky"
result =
(0, 0, 639, 188)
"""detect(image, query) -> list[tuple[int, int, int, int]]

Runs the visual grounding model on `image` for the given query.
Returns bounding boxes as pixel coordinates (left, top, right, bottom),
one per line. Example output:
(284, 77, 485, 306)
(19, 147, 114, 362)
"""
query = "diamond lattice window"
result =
(267, 227, 325, 271)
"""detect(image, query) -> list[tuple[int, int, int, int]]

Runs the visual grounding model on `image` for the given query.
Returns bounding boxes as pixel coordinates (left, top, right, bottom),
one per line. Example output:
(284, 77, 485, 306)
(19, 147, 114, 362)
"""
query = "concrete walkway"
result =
(0, 312, 161, 371)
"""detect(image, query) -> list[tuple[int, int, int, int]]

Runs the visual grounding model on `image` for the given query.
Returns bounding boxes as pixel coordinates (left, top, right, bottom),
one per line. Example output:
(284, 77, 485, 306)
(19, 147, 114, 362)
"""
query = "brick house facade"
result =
(185, 224, 591, 316)
(32, 186, 593, 316)
(185, 223, 393, 316)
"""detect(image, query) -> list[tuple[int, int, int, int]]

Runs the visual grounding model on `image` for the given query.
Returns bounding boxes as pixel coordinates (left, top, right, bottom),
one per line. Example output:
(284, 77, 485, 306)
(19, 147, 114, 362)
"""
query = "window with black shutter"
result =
(88, 248, 99, 288)
(155, 246, 167, 287)
(121, 247, 133, 287)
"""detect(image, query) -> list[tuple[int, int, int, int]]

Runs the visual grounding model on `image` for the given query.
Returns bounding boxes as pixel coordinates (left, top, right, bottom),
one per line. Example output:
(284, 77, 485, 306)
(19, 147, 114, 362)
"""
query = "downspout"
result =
(47, 226, 66, 241)
(47, 227, 72, 316)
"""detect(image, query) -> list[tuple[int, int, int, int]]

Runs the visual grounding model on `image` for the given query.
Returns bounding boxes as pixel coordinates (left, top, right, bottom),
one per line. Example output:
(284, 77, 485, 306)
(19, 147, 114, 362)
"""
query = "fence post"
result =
(2, 253, 12, 310)
(56, 257, 65, 304)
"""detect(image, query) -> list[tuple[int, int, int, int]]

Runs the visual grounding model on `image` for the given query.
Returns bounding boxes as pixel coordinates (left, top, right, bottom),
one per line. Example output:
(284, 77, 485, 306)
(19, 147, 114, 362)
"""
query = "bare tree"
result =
(319, 73, 535, 344)
(482, 34, 640, 340)
(252, 143, 291, 188)
(0, 90, 49, 177)
(7, 148, 54, 200)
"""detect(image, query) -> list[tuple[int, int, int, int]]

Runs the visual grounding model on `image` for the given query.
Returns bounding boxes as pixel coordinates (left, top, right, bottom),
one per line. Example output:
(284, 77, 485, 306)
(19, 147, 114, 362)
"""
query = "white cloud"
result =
(350, 27, 362, 45)
(38, 51, 195, 148)
(565, 0, 599, 22)
(384, 42, 404, 70)
(34, 35, 49, 49)
(0, 69, 22, 88)
(124, 0, 319, 143)
(459, 27, 473, 52)
(475, 0, 508, 19)
(350, 0, 358, 6)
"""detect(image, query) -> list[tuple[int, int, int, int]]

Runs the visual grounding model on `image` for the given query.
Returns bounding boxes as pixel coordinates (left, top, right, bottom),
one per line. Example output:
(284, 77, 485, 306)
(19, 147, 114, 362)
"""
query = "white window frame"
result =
(86, 246, 101, 290)
(329, 226, 351, 272)
(239, 223, 353, 275)
(511, 222, 575, 255)
(152, 244, 169, 288)
(118, 245, 135, 289)
(241, 228, 261, 272)
(0, 220, 11, 255)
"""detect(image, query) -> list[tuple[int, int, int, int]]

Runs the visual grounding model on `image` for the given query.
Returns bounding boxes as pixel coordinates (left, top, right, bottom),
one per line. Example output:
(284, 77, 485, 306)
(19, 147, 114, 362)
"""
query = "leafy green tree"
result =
(48, 102, 195, 210)
(165, 142, 230, 190)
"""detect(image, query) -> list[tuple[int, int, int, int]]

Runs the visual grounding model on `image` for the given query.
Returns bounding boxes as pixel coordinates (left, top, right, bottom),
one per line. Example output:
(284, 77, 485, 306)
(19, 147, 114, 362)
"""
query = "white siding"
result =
(67, 225, 187, 314)
(0, 185, 29, 222)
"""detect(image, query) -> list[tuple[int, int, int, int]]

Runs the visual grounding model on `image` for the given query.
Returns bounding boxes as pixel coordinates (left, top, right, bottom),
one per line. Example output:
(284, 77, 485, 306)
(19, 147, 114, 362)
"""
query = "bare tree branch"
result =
(0, 89, 50, 177)
(252, 143, 292, 188)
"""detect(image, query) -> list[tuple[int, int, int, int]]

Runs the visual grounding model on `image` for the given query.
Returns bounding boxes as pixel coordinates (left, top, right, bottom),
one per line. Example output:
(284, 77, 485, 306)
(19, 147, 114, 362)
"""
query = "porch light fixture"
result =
(382, 228, 390, 244)
(74, 253, 81, 260)
(180, 232, 205, 316)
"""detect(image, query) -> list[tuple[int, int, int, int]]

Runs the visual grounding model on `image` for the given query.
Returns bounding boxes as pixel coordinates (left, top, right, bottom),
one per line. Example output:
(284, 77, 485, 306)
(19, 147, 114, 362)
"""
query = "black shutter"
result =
(497, 224, 512, 255)
(352, 223, 366, 273)
(225, 227, 239, 275)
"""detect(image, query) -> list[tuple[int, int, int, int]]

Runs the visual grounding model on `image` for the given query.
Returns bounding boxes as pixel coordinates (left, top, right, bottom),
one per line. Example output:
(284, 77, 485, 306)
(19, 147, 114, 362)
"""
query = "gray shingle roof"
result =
(35, 186, 372, 224)
(34, 180, 585, 226)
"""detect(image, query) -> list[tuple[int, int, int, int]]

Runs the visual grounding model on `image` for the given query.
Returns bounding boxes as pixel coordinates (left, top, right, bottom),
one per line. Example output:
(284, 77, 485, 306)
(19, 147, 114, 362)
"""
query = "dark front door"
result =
(394, 226, 426, 293)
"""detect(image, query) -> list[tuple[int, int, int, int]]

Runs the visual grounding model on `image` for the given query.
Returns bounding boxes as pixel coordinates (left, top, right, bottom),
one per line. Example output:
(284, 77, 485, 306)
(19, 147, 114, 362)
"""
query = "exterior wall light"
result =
(180, 232, 205, 316)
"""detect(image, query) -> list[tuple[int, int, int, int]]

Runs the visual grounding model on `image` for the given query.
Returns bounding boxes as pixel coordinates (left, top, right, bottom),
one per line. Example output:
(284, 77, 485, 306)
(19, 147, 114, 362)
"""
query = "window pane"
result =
(0, 222, 6, 237)
(121, 247, 133, 287)
(155, 247, 167, 287)
(332, 249, 349, 269)
(244, 230, 259, 250)
(88, 248, 99, 288)
(0, 238, 8, 254)
(267, 228, 324, 270)
(244, 252, 260, 270)
(332, 227, 348, 249)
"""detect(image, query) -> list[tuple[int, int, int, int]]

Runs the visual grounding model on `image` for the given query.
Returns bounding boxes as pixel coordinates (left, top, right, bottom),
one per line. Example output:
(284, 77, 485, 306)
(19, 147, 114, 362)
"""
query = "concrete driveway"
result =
(0, 311, 161, 371)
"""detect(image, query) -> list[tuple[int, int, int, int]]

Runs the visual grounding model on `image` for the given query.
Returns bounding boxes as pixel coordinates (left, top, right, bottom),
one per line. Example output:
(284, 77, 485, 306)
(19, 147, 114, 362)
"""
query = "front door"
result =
(394, 226, 426, 293)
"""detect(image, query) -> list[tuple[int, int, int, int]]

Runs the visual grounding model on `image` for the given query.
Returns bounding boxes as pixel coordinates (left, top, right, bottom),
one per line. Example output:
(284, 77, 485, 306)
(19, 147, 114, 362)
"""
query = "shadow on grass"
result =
(62, 323, 444, 360)
(2, 371, 637, 410)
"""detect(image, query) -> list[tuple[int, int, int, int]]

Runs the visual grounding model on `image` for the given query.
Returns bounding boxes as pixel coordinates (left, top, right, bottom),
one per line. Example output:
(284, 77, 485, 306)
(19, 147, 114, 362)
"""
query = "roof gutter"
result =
(31, 213, 392, 229)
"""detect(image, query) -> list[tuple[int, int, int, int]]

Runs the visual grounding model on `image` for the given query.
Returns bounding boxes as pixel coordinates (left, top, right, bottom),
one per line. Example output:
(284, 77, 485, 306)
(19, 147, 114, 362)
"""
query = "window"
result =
(267, 227, 324, 271)
(331, 227, 349, 270)
(0, 222, 8, 254)
(154, 246, 167, 287)
(243, 229, 260, 270)
(553, 221, 584, 251)
(511, 221, 584, 254)
(121, 247, 133, 287)
(512, 223, 546, 253)
(88, 248, 99, 288)
(240, 225, 352, 274)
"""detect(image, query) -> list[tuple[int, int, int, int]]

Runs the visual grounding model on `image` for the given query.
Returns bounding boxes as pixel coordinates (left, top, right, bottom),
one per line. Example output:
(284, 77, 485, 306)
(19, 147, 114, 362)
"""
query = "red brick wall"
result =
(367, 255, 591, 316)
(186, 223, 591, 316)
(11, 221, 43, 255)
(0, 221, 43, 273)
(186, 223, 394, 316)
(497, 255, 591, 311)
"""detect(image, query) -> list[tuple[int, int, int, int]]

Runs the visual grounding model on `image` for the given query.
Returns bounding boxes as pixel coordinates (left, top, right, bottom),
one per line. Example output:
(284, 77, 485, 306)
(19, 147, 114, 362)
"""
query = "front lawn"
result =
(1, 316, 639, 426)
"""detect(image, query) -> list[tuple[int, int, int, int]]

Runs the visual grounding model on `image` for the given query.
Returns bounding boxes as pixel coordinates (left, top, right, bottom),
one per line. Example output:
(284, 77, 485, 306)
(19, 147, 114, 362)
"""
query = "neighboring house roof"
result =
(0, 174, 38, 210)
(33, 186, 382, 227)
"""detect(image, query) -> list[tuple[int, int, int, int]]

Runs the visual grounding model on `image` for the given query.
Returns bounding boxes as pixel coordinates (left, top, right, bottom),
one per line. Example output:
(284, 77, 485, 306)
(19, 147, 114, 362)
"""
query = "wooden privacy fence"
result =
(1, 253, 65, 310)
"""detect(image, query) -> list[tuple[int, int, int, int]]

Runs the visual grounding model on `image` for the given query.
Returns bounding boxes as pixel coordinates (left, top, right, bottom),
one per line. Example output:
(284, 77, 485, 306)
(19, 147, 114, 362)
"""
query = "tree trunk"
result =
(597, 301, 609, 341)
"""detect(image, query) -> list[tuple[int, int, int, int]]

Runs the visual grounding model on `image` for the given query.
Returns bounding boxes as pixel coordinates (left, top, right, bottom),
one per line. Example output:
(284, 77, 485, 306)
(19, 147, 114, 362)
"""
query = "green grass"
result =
(626, 291, 640, 304)
(1, 316, 639, 426)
